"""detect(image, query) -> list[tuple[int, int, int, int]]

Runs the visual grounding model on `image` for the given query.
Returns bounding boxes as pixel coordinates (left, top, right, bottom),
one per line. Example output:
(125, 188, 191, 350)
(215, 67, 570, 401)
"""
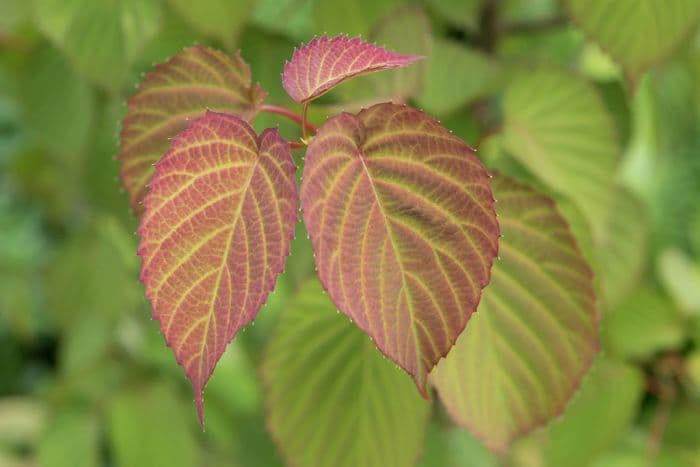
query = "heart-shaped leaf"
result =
(567, 0, 700, 83)
(300, 103, 499, 395)
(138, 111, 297, 424)
(262, 279, 430, 467)
(282, 35, 423, 103)
(119, 45, 267, 212)
(430, 173, 599, 453)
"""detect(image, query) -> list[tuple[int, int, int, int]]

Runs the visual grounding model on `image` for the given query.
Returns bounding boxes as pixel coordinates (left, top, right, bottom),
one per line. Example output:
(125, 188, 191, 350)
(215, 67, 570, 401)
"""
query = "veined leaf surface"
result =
(138, 111, 297, 424)
(282, 35, 423, 103)
(567, 0, 700, 83)
(502, 68, 619, 241)
(262, 279, 430, 467)
(430, 174, 599, 453)
(119, 45, 266, 212)
(300, 103, 499, 395)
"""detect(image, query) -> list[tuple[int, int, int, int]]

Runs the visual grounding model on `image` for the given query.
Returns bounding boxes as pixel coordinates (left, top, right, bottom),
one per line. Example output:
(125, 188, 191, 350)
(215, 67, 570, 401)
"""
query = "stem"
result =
(258, 104, 317, 134)
(301, 102, 310, 141)
(289, 141, 305, 149)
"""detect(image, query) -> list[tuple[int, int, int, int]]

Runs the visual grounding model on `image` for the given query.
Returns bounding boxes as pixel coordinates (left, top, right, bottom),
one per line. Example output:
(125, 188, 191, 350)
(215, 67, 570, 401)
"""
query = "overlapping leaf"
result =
(567, 0, 700, 83)
(502, 67, 619, 241)
(282, 35, 423, 103)
(430, 174, 599, 453)
(137, 111, 297, 424)
(262, 279, 430, 467)
(119, 45, 266, 211)
(301, 103, 499, 395)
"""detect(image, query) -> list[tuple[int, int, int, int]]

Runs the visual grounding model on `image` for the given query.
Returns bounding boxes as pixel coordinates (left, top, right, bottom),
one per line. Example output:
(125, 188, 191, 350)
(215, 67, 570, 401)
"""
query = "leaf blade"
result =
(567, 0, 700, 82)
(301, 103, 499, 394)
(119, 45, 267, 212)
(430, 174, 599, 453)
(502, 67, 619, 241)
(262, 279, 431, 467)
(137, 111, 297, 424)
(282, 35, 423, 103)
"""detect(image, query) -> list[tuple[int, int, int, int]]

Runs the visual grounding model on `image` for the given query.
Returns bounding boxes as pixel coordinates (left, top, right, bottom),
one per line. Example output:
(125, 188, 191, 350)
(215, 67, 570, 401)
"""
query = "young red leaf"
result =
(300, 103, 499, 395)
(119, 45, 267, 212)
(138, 111, 297, 425)
(282, 35, 423, 103)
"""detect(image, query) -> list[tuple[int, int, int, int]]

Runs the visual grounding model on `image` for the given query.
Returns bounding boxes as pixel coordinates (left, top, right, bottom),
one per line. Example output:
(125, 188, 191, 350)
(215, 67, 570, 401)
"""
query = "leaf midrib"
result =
(355, 147, 424, 385)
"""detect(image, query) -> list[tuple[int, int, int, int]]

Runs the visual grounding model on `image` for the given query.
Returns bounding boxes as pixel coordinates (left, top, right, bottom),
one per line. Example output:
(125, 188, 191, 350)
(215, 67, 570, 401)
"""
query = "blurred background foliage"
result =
(1, 0, 699, 466)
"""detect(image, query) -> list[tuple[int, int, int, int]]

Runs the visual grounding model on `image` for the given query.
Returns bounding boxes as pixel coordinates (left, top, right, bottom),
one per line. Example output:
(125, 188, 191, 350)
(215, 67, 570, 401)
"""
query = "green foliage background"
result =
(1, 0, 700, 466)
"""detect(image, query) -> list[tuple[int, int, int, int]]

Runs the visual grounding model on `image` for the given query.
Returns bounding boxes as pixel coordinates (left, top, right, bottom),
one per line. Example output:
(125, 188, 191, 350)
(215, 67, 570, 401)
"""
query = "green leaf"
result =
(423, 0, 481, 31)
(416, 38, 499, 117)
(419, 423, 500, 467)
(19, 45, 93, 160)
(502, 67, 620, 241)
(0, 0, 30, 33)
(602, 288, 685, 359)
(301, 103, 499, 394)
(251, 0, 313, 41)
(108, 382, 200, 467)
(262, 279, 431, 467)
(567, 0, 700, 83)
(34, 0, 161, 89)
(514, 357, 644, 467)
(37, 408, 99, 467)
(167, 0, 255, 48)
(312, 0, 402, 37)
(657, 248, 700, 315)
(431, 174, 599, 453)
(595, 186, 650, 309)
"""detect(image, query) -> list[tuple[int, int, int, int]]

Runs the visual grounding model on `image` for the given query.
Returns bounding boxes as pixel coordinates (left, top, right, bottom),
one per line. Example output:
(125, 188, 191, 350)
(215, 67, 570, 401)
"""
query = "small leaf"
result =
(502, 67, 619, 241)
(336, 5, 432, 104)
(138, 111, 297, 424)
(282, 35, 423, 103)
(119, 45, 267, 212)
(262, 279, 430, 467)
(567, 0, 700, 83)
(430, 173, 599, 453)
(301, 103, 499, 394)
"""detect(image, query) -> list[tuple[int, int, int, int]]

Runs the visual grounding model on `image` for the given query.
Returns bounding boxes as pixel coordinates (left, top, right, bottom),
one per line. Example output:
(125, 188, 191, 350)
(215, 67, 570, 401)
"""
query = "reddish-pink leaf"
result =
(282, 35, 423, 103)
(120, 45, 267, 213)
(138, 111, 297, 425)
(300, 103, 499, 395)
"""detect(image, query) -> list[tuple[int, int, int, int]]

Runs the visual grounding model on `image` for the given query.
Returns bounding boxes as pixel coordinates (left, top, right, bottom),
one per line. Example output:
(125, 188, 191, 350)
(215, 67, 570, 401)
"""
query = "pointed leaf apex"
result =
(282, 35, 423, 103)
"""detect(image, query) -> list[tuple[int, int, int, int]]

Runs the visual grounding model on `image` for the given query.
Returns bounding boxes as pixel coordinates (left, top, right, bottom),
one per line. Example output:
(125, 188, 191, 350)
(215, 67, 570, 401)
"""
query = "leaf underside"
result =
(137, 111, 297, 425)
(262, 279, 430, 467)
(119, 45, 266, 212)
(567, 0, 700, 82)
(301, 102, 499, 395)
(430, 173, 599, 453)
(282, 35, 423, 103)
